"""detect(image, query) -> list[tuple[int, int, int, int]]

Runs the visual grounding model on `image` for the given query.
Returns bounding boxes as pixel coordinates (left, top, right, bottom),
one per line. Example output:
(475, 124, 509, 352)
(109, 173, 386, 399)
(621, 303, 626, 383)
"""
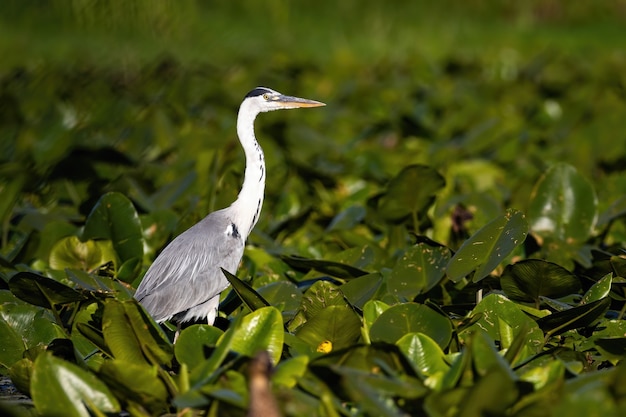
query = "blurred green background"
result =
(1, 0, 625, 257)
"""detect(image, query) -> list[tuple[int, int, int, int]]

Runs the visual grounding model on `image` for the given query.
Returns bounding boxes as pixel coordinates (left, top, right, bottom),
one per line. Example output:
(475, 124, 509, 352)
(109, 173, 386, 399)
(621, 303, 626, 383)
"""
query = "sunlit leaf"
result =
(370, 303, 452, 348)
(580, 272, 612, 304)
(31, 352, 120, 417)
(447, 209, 528, 282)
(49, 236, 116, 273)
(461, 294, 543, 355)
(102, 299, 173, 366)
(228, 306, 284, 365)
(396, 332, 449, 389)
(175, 324, 223, 369)
(296, 305, 361, 352)
(528, 163, 598, 242)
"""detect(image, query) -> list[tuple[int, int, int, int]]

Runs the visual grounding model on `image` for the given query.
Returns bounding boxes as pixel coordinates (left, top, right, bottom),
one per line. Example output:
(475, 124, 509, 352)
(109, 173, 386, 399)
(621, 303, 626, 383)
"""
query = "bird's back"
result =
(135, 208, 245, 323)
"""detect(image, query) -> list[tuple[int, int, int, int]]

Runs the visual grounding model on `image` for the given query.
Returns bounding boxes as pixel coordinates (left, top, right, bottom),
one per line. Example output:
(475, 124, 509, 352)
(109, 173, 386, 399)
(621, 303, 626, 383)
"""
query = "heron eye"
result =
(262, 93, 270, 100)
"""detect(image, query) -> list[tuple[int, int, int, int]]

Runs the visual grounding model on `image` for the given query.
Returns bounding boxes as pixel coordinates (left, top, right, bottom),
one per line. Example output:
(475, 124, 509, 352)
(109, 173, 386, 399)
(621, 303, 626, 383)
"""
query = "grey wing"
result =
(135, 210, 244, 323)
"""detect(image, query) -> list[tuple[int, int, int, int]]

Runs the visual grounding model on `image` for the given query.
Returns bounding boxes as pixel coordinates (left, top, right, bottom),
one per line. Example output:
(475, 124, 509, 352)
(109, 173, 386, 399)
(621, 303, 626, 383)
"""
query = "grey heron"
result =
(135, 87, 325, 329)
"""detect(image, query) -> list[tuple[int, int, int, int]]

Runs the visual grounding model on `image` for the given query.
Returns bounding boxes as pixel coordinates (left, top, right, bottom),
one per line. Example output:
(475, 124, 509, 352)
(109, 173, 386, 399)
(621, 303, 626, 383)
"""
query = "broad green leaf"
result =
(8, 357, 33, 396)
(447, 208, 528, 282)
(175, 324, 223, 369)
(31, 352, 120, 417)
(273, 355, 309, 388)
(102, 299, 173, 366)
(461, 294, 543, 354)
(0, 316, 26, 370)
(299, 280, 347, 320)
(377, 164, 445, 221)
(537, 297, 611, 337)
(528, 163, 598, 242)
(518, 357, 565, 390)
(98, 360, 169, 413)
(370, 303, 452, 348)
(228, 306, 284, 365)
(397, 332, 449, 389)
(580, 272, 612, 304)
(49, 236, 116, 272)
(388, 243, 450, 299)
(363, 300, 390, 340)
(340, 272, 383, 309)
(8, 271, 87, 308)
(83, 192, 144, 278)
(222, 268, 270, 311)
(296, 305, 361, 353)
(500, 259, 581, 304)
(256, 281, 302, 314)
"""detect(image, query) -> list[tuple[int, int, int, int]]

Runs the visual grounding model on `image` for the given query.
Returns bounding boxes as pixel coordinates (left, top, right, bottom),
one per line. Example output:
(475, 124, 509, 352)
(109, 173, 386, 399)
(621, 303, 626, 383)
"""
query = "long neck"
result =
(230, 103, 266, 239)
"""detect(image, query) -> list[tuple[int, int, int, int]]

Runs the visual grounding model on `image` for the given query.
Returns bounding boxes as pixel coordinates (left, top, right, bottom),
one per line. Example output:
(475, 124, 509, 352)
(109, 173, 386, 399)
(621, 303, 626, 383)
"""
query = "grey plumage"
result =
(135, 87, 324, 326)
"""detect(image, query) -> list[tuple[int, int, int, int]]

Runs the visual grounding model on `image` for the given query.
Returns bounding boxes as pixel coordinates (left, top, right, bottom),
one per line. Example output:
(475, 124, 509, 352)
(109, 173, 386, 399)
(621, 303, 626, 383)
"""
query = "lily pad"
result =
(528, 163, 598, 243)
(369, 303, 453, 348)
(447, 209, 528, 283)
(500, 259, 582, 305)
(31, 352, 121, 417)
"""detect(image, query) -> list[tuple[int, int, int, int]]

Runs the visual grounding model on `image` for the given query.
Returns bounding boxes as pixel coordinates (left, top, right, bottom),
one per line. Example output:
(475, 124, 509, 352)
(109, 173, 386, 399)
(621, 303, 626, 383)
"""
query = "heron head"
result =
(244, 87, 325, 113)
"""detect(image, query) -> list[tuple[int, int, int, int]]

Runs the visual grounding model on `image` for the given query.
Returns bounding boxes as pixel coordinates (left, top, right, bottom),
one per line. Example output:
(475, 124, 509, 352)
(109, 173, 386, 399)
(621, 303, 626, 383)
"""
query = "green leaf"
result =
(528, 163, 598, 242)
(363, 300, 390, 338)
(378, 164, 445, 221)
(580, 272, 612, 304)
(273, 355, 309, 388)
(500, 259, 582, 304)
(447, 208, 528, 283)
(537, 297, 611, 337)
(256, 281, 302, 318)
(228, 306, 284, 365)
(175, 324, 223, 369)
(102, 299, 173, 366)
(49, 236, 117, 272)
(388, 243, 450, 299)
(296, 305, 362, 353)
(222, 268, 270, 311)
(298, 280, 347, 320)
(461, 294, 543, 355)
(31, 352, 120, 417)
(340, 272, 383, 309)
(83, 192, 144, 278)
(396, 332, 449, 388)
(9, 271, 87, 308)
(98, 360, 169, 413)
(0, 315, 26, 370)
(370, 303, 452, 348)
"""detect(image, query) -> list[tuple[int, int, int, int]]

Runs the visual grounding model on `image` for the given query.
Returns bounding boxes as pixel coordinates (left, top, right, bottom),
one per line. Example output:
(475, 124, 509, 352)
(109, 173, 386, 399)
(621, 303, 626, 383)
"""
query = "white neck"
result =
(230, 101, 266, 239)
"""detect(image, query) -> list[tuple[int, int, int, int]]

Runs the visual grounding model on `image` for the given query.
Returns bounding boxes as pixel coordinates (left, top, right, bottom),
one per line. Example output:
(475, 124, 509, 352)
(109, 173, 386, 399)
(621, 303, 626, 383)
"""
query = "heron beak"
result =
(275, 95, 326, 108)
